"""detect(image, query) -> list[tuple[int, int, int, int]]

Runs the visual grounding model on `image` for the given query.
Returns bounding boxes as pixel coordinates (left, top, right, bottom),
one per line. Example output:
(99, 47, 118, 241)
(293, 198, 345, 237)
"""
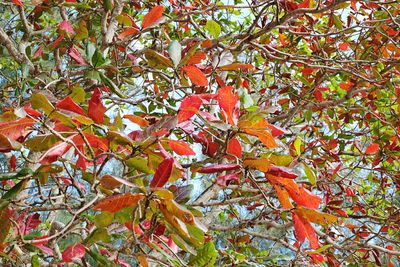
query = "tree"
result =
(0, 0, 399, 266)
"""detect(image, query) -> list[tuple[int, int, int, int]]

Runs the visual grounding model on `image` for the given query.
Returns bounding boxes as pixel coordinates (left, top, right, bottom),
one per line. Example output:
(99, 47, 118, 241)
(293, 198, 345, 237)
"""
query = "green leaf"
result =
(24, 134, 59, 152)
(31, 255, 40, 267)
(294, 137, 302, 156)
(94, 212, 114, 228)
(85, 228, 111, 246)
(303, 163, 317, 186)
(126, 157, 153, 174)
(205, 20, 221, 39)
(189, 241, 217, 267)
(99, 72, 125, 98)
(2, 180, 27, 200)
(31, 93, 55, 115)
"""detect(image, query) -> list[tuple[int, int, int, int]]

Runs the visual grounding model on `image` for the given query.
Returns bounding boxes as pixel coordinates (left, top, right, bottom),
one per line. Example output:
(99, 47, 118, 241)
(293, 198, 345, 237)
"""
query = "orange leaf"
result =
(243, 128, 278, 148)
(150, 157, 174, 188)
(142, 5, 164, 29)
(123, 114, 149, 127)
(168, 140, 195, 156)
(118, 27, 140, 39)
(93, 193, 145, 213)
(185, 51, 206, 66)
(295, 206, 338, 225)
(218, 63, 254, 71)
(244, 158, 270, 172)
(338, 42, 349, 51)
(182, 66, 208, 86)
(273, 185, 294, 209)
(293, 212, 319, 249)
(365, 143, 379, 154)
(138, 255, 149, 267)
(217, 86, 239, 125)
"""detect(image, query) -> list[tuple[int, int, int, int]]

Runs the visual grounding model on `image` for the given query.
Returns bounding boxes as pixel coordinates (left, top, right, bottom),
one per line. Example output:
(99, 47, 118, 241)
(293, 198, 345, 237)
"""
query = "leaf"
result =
(217, 86, 239, 125)
(168, 40, 182, 67)
(69, 47, 87, 65)
(0, 208, 11, 244)
(39, 141, 73, 164)
(56, 96, 86, 115)
(266, 165, 297, 179)
(303, 163, 317, 186)
(150, 157, 174, 188)
(218, 63, 254, 71)
(142, 5, 164, 29)
(173, 184, 193, 204)
(24, 134, 59, 152)
(244, 158, 270, 172)
(295, 206, 338, 225)
(365, 143, 379, 154)
(339, 42, 349, 51)
(205, 20, 221, 39)
(292, 212, 319, 249)
(185, 51, 206, 66)
(273, 185, 294, 209)
(178, 95, 202, 123)
(88, 88, 106, 124)
(93, 193, 145, 213)
(168, 140, 195, 156)
(59, 20, 75, 34)
(12, 0, 23, 6)
(138, 255, 149, 267)
(0, 117, 34, 141)
(145, 49, 173, 69)
(62, 243, 86, 263)
(216, 172, 240, 187)
(197, 164, 240, 173)
(189, 241, 217, 267)
(226, 137, 242, 158)
(182, 66, 208, 86)
(2, 180, 27, 200)
(117, 27, 140, 39)
(243, 128, 277, 148)
(123, 114, 149, 127)
(294, 137, 302, 156)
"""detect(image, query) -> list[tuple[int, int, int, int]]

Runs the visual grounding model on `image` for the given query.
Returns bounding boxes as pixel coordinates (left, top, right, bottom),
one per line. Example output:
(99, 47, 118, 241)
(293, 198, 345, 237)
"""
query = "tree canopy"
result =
(0, 0, 399, 266)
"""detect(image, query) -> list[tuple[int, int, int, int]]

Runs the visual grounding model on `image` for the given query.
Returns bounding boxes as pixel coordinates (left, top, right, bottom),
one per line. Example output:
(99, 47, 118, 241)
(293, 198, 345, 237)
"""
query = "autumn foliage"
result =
(0, 0, 399, 266)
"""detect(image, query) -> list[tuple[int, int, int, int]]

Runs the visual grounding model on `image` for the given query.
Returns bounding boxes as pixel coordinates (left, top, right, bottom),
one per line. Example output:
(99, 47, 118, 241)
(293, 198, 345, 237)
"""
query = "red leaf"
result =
(217, 86, 240, 125)
(293, 212, 319, 249)
(298, 0, 310, 8)
(56, 96, 86, 115)
(168, 140, 195, 156)
(118, 27, 140, 39)
(338, 42, 349, 51)
(142, 5, 164, 29)
(178, 95, 202, 123)
(150, 157, 174, 188)
(24, 213, 41, 234)
(216, 172, 240, 187)
(12, 0, 23, 6)
(291, 187, 321, 209)
(59, 20, 75, 34)
(39, 141, 72, 164)
(93, 193, 145, 213)
(88, 88, 106, 124)
(69, 47, 87, 65)
(268, 124, 287, 137)
(9, 155, 16, 171)
(339, 82, 353, 91)
(182, 66, 208, 86)
(266, 165, 298, 179)
(365, 143, 379, 154)
(24, 104, 42, 118)
(0, 117, 35, 141)
(227, 137, 242, 158)
(197, 164, 240, 173)
(62, 243, 86, 263)
(32, 46, 43, 59)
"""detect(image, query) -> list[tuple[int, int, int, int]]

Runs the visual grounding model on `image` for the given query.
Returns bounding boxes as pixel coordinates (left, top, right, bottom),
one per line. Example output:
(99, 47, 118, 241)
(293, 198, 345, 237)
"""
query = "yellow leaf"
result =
(295, 206, 338, 225)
